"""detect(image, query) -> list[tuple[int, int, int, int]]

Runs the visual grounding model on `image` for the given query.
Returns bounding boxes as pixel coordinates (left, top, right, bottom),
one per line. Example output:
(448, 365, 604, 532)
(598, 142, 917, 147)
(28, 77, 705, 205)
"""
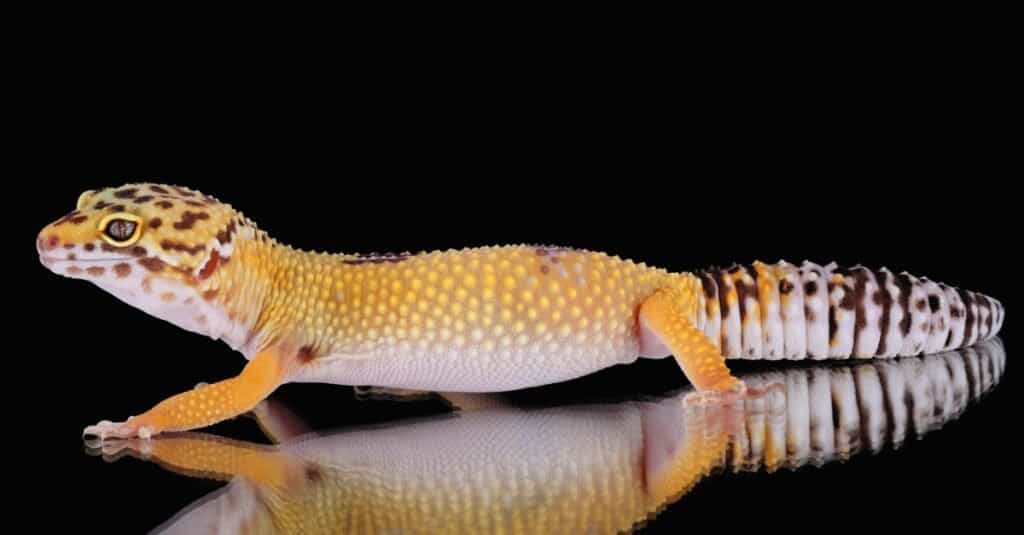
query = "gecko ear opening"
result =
(98, 212, 144, 247)
(77, 190, 96, 210)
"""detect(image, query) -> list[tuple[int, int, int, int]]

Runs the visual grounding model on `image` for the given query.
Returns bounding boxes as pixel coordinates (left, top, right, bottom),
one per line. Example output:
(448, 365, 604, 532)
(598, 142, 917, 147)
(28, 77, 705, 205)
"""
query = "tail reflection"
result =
(98, 340, 1004, 534)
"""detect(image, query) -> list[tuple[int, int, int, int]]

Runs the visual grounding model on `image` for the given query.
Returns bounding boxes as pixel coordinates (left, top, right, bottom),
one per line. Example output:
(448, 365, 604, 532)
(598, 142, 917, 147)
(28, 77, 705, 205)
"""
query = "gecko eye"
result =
(98, 213, 143, 247)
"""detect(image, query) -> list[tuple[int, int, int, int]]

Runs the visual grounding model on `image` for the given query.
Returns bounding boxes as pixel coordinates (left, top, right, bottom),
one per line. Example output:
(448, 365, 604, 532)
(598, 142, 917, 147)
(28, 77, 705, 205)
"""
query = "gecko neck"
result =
(207, 234, 379, 358)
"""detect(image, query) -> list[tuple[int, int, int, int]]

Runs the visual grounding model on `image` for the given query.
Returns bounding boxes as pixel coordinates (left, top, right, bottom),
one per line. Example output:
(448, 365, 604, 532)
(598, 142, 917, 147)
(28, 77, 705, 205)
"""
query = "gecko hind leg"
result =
(639, 287, 745, 401)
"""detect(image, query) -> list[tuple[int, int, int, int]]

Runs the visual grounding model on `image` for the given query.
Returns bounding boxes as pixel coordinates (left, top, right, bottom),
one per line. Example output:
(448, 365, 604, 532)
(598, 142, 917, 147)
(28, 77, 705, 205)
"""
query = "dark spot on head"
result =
(129, 246, 148, 257)
(108, 204, 126, 212)
(86, 266, 105, 276)
(114, 188, 138, 199)
(160, 240, 206, 255)
(173, 211, 210, 230)
(149, 218, 162, 229)
(133, 195, 155, 204)
(539, 265, 550, 274)
(156, 200, 174, 209)
(779, 279, 794, 294)
(66, 266, 82, 275)
(84, 243, 95, 252)
(928, 295, 940, 312)
(66, 253, 76, 261)
(173, 187, 196, 197)
(201, 289, 219, 300)
(150, 185, 170, 194)
(100, 242, 119, 253)
(216, 220, 237, 245)
(138, 257, 166, 273)
(63, 243, 75, 250)
(114, 263, 132, 278)
(94, 201, 111, 210)
(804, 280, 818, 294)
(185, 200, 204, 207)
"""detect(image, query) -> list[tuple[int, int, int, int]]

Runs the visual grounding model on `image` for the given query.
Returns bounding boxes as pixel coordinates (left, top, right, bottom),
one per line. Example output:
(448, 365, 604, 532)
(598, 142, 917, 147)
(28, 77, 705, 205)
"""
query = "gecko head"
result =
(37, 183, 257, 336)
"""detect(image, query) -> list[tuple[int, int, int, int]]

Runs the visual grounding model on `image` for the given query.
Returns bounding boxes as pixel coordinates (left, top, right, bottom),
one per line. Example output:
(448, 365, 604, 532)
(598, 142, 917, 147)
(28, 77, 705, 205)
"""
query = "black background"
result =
(14, 37, 1017, 533)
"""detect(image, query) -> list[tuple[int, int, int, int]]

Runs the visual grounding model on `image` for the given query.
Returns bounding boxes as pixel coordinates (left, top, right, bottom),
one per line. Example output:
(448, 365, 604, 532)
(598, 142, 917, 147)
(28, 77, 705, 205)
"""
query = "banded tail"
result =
(695, 261, 1005, 360)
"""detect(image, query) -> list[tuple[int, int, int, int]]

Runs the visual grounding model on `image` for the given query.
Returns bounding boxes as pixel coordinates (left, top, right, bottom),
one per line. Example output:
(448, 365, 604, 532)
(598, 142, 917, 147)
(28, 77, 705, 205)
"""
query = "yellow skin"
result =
(37, 183, 742, 439)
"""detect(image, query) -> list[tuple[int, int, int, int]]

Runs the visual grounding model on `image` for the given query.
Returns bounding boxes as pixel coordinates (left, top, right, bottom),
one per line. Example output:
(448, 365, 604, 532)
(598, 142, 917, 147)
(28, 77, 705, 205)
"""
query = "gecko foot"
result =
(683, 380, 748, 407)
(83, 418, 153, 441)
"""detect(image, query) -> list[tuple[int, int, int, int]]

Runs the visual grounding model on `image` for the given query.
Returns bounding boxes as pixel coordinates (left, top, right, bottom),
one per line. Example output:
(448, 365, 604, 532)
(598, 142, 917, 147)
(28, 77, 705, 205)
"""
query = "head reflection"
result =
(97, 340, 1004, 534)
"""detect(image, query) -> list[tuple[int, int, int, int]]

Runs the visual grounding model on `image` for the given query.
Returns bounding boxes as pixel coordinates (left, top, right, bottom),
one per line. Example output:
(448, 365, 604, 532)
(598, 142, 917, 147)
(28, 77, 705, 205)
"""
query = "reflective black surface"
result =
(67, 340, 1007, 534)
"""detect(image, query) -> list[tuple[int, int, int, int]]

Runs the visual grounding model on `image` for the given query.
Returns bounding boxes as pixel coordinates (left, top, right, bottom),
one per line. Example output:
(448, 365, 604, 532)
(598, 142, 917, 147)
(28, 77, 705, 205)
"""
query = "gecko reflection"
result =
(98, 339, 1005, 534)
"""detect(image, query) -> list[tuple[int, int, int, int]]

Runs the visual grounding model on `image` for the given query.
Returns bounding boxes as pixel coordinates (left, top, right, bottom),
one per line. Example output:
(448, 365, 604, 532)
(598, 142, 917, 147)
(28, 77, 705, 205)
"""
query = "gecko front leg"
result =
(83, 350, 287, 440)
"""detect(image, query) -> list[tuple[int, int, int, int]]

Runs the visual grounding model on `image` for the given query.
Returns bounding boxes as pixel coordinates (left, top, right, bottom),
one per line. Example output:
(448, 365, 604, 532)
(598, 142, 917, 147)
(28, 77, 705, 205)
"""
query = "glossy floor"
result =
(75, 339, 1009, 534)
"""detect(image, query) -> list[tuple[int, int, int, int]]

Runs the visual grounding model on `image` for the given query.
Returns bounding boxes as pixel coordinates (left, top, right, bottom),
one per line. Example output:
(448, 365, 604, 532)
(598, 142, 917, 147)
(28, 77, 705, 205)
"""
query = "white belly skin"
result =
(293, 337, 643, 392)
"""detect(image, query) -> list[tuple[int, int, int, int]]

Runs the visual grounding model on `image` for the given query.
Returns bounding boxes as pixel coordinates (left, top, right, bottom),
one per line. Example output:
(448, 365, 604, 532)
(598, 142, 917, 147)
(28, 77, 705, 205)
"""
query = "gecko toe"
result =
(83, 419, 138, 441)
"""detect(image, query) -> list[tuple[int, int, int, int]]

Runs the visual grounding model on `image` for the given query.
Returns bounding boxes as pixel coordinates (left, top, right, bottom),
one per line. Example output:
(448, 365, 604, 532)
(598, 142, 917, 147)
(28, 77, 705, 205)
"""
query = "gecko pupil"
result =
(106, 219, 137, 242)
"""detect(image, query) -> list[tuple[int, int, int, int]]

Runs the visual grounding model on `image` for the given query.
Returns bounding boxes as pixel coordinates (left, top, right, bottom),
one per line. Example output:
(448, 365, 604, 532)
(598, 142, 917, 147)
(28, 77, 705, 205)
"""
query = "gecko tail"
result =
(694, 260, 1005, 361)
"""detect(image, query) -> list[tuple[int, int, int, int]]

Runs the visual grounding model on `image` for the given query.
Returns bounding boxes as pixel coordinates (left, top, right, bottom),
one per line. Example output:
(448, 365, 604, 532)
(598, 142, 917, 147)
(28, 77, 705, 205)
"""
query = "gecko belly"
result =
(297, 338, 643, 392)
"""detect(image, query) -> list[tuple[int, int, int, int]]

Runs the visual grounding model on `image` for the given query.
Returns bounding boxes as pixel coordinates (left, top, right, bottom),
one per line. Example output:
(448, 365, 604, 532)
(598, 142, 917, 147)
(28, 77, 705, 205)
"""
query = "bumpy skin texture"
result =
(36, 183, 1005, 438)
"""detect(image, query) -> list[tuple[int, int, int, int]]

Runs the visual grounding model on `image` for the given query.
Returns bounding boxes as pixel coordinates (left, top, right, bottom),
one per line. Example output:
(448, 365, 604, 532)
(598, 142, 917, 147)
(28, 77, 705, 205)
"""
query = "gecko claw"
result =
(83, 418, 142, 441)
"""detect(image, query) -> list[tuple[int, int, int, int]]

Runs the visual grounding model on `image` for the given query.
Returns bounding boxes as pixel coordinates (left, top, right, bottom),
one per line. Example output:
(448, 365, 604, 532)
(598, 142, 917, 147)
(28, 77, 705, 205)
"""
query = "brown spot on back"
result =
(156, 200, 174, 209)
(133, 195, 155, 204)
(173, 211, 210, 230)
(149, 218, 162, 229)
(114, 188, 138, 198)
(86, 266, 105, 276)
(84, 243, 95, 251)
(138, 257, 166, 273)
(804, 280, 818, 294)
(343, 252, 411, 265)
(67, 266, 82, 275)
(202, 289, 219, 301)
(161, 240, 206, 255)
(297, 345, 317, 363)
(114, 263, 132, 278)
(197, 250, 220, 280)
(94, 201, 112, 210)
(150, 185, 170, 194)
